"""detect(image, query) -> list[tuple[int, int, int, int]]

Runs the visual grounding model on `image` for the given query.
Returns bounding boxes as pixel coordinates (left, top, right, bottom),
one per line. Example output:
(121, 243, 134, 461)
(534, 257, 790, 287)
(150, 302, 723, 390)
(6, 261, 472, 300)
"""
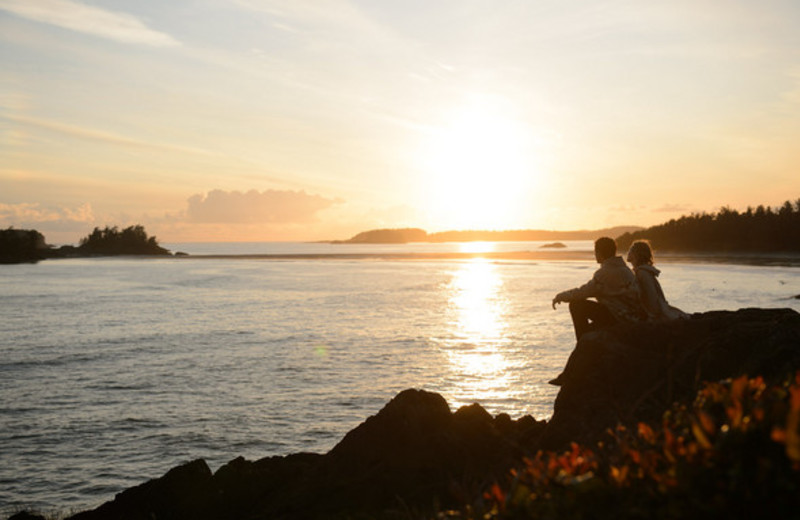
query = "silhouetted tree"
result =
(78, 225, 170, 256)
(0, 228, 48, 263)
(616, 200, 800, 253)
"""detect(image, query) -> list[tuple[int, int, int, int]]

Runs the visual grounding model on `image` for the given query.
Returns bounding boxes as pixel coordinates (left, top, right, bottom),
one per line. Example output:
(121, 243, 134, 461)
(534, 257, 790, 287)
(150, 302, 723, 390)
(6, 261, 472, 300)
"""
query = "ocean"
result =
(2, 240, 799, 515)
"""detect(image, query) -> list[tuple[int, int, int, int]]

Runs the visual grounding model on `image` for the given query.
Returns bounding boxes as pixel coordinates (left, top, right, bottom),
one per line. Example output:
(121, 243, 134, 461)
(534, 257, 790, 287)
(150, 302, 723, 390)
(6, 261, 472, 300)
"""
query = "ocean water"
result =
(1, 241, 799, 515)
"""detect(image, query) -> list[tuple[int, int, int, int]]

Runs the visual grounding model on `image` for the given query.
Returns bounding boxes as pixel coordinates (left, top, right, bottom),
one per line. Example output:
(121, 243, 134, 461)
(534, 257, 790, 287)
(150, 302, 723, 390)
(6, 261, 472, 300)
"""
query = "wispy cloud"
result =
(0, 0, 179, 47)
(6, 113, 210, 156)
(652, 203, 695, 214)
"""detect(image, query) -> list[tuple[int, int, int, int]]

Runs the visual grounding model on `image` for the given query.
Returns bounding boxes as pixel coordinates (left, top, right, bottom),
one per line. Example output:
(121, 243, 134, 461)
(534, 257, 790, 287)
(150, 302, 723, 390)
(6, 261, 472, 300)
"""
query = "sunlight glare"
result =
(451, 260, 506, 341)
(440, 260, 517, 408)
(419, 98, 542, 230)
(458, 241, 496, 254)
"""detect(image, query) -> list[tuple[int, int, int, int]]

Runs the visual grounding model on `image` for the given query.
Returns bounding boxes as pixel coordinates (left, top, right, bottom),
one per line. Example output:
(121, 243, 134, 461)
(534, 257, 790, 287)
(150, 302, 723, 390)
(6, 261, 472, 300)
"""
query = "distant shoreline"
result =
(173, 250, 800, 267)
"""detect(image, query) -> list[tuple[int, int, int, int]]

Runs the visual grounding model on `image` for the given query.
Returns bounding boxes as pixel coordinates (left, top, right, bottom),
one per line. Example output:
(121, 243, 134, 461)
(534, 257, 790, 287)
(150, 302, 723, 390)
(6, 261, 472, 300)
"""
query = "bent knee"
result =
(568, 299, 588, 311)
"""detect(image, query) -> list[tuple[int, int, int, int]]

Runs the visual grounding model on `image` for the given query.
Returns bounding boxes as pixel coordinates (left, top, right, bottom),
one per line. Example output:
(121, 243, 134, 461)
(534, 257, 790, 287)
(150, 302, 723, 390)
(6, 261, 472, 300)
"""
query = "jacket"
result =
(634, 264, 689, 322)
(555, 256, 644, 324)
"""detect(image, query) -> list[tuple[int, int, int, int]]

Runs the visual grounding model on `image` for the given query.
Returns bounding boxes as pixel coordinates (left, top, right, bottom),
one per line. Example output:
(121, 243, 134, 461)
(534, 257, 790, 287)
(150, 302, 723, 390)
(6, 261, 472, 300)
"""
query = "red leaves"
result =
(480, 372, 800, 518)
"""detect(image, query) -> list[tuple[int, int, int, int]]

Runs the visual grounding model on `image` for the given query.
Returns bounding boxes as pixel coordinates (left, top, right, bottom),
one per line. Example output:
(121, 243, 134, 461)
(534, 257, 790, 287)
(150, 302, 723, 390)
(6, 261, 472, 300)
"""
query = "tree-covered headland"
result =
(77, 225, 170, 256)
(0, 228, 48, 263)
(617, 200, 800, 252)
(0, 224, 170, 263)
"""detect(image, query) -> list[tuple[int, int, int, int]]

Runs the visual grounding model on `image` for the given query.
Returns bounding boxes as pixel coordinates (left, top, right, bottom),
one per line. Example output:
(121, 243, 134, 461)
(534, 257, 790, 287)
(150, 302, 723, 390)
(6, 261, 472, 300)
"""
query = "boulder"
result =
(539, 307, 800, 449)
(68, 459, 212, 520)
(308, 389, 540, 516)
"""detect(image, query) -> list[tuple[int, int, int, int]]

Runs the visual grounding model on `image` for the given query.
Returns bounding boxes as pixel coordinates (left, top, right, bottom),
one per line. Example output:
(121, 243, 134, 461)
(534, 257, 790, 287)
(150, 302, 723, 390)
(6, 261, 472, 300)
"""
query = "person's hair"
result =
(594, 237, 617, 259)
(629, 240, 654, 265)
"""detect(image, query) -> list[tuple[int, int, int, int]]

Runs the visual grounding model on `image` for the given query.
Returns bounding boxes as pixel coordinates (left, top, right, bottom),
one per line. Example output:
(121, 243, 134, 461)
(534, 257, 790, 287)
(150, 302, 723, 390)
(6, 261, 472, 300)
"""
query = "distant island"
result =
(329, 226, 643, 245)
(1, 225, 170, 264)
(332, 199, 800, 255)
(616, 200, 800, 253)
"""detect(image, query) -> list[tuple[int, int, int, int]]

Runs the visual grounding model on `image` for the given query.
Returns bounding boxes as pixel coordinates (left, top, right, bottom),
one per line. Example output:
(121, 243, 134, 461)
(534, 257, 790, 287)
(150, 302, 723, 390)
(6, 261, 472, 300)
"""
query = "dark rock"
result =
(303, 389, 525, 517)
(539, 307, 800, 450)
(68, 459, 212, 520)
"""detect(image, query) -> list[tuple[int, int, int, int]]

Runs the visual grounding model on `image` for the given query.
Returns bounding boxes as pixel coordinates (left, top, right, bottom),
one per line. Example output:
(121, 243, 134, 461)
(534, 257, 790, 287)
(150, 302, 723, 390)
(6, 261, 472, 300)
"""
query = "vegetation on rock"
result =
(460, 373, 800, 519)
(0, 228, 48, 263)
(77, 225, 170, 256)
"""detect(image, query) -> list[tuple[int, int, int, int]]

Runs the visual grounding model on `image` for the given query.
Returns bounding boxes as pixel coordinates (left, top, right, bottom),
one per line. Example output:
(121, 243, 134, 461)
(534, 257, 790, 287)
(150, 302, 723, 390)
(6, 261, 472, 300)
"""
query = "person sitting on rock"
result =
(627, 240, 690, 322)
(552, 237, 644, 340)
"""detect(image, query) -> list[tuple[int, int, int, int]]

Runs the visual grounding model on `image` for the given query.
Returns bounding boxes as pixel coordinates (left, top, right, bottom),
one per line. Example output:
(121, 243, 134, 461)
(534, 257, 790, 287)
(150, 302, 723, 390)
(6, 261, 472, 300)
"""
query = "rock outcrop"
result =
(12, 308, 800, 520)
(540, 307, 800, 449)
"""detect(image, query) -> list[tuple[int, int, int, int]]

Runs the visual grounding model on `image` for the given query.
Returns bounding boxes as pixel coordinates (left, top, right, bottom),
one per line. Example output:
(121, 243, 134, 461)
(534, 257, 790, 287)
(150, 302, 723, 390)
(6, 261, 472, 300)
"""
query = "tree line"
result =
(78, 225, 170, 256)
(616, 200, 800, 252)
(0, 228, 48, 263)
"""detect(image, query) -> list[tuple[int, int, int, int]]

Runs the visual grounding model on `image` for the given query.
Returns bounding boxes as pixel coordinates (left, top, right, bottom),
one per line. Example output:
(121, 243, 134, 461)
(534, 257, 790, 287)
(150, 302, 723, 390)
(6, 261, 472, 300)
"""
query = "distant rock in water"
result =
(540, 241, 567, 249)
(16, 308, 800, 520)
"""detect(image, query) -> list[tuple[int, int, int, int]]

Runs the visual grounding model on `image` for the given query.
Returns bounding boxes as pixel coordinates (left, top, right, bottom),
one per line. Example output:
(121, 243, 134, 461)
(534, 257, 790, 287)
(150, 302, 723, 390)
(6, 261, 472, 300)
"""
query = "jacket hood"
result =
(637, 264, 661, 277)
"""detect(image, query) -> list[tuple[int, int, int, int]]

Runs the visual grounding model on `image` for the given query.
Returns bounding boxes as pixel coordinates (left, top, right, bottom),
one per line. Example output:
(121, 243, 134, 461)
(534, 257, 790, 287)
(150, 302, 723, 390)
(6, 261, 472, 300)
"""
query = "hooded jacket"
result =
(634, 264, 689, 322)
(555, 256, 643, 324)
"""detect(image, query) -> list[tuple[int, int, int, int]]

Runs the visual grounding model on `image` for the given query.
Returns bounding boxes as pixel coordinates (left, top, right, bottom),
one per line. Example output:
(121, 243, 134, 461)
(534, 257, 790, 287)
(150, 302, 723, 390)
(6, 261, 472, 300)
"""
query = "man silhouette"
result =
(552, 237, 643, 340)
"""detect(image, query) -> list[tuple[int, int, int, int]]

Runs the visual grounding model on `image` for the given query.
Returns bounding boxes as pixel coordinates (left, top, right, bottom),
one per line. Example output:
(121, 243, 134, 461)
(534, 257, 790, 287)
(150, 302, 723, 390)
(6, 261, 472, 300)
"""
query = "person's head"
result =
(627, 240, 654, 267)
(594, 237, 617, 263)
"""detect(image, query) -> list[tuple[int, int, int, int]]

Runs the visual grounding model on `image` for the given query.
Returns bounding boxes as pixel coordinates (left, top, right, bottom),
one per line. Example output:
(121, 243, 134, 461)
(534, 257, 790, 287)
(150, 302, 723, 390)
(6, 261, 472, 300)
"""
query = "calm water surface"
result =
(2, 242, 799, 514)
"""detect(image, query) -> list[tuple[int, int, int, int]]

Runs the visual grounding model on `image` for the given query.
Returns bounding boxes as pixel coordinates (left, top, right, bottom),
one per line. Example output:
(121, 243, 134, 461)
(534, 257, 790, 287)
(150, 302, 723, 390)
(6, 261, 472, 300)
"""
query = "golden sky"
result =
(1, 0, 799, 243)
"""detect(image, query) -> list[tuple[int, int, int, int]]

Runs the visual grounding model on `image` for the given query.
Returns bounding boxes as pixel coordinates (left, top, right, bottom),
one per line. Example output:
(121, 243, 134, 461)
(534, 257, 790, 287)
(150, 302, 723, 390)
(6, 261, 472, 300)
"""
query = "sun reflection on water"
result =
(439, 259, 522, 412)
(458, 241, 495, 254)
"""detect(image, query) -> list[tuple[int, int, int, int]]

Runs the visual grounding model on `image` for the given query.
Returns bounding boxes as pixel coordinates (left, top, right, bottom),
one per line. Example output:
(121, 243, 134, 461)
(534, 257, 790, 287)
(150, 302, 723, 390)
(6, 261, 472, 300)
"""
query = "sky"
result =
(1, 0, 799, 244)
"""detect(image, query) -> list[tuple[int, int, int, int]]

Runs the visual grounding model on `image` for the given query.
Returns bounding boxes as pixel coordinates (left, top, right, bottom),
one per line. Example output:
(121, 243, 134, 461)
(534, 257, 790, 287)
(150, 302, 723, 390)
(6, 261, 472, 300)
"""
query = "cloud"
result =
(0, 0, 179, 47)
(652, 203, 695, 214)
(186, 189, 342, 224)
(0, 202, 95, 231)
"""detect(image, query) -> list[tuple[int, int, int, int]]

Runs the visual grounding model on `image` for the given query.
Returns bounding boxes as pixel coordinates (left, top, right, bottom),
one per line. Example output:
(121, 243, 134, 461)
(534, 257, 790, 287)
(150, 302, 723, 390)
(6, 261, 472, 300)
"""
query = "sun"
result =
(418, 100, 541, 230)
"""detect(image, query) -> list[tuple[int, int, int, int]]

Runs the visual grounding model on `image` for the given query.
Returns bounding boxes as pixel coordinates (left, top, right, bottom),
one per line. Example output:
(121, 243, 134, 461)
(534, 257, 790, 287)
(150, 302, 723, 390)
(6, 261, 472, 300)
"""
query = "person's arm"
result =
(552, 278, 598, 308)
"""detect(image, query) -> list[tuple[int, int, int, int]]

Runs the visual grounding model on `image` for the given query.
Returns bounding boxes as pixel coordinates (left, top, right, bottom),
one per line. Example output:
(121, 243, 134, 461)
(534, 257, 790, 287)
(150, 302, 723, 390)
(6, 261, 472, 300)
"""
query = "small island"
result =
(1, 225, 171, 264)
